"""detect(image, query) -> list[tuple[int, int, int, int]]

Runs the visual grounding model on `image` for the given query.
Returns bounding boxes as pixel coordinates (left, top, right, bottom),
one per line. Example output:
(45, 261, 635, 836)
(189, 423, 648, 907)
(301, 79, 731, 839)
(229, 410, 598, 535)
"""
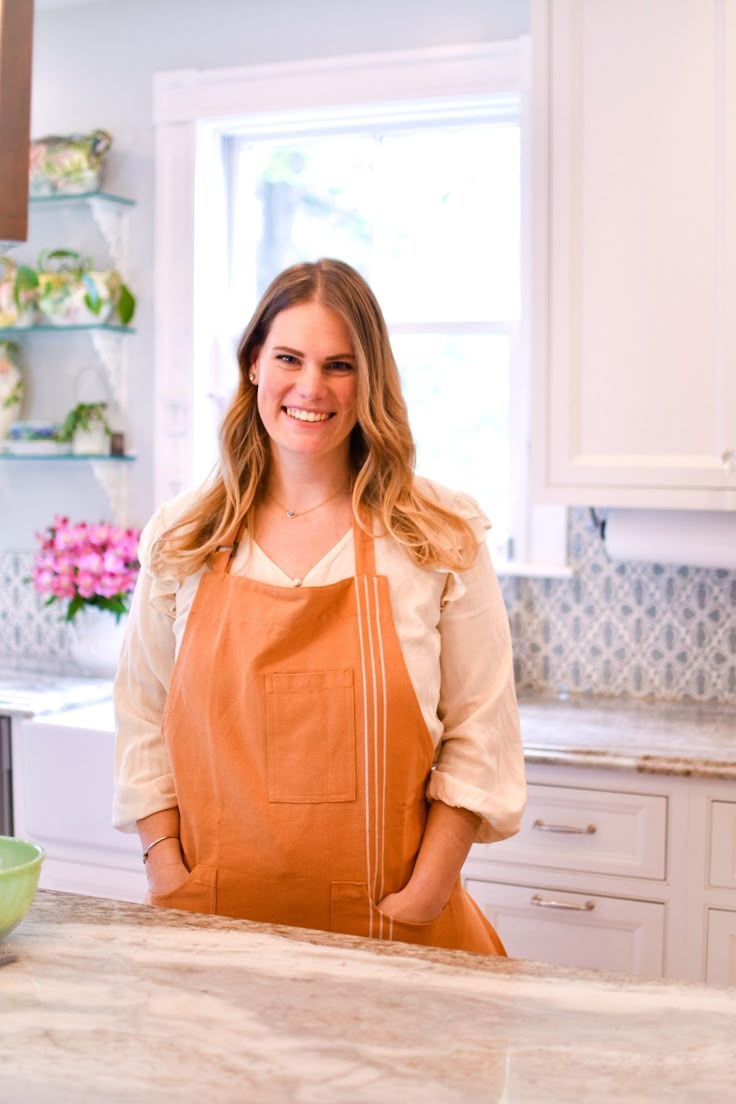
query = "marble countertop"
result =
(518, 690, 736, 779)
(2, 662, 734, 779)
(0, 665, 112, 717)
(2, 891, 735, 1103)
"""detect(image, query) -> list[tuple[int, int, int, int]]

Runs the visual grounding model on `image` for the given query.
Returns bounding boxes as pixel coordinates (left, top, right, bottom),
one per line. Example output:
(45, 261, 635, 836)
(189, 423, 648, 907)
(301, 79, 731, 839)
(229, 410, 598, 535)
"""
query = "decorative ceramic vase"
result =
(29, 129, 112, 197)
(0, 341, 24, 441)
(69, 606, 127, 677)
(72, 423, 111, 455)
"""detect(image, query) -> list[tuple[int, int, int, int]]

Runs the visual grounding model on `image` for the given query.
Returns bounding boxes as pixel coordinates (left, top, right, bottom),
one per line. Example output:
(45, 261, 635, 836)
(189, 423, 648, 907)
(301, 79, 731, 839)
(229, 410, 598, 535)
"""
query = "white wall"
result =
(18, 0, 529, 542)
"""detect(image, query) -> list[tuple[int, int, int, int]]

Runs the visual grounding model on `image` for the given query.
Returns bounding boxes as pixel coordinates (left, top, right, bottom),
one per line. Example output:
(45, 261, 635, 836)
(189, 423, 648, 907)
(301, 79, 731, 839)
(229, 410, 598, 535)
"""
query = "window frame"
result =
(152, 40, 568, 573)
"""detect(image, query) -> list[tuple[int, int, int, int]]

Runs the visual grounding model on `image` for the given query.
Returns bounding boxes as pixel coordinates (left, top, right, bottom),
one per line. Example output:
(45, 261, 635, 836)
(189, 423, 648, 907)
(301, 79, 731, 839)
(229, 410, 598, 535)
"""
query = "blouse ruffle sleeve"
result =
(112, 497, 186, 832)
(426, 491, 526, 844)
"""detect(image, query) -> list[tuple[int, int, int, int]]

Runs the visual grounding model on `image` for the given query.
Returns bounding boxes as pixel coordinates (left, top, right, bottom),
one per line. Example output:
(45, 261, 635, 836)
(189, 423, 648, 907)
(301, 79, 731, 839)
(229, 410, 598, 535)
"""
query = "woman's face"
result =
(251, 301, 359, 468)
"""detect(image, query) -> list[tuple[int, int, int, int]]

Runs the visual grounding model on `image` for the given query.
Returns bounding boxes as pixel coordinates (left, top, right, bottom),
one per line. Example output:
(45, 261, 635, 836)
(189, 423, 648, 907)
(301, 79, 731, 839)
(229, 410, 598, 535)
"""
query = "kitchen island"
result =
(1, 890, 735, 1103)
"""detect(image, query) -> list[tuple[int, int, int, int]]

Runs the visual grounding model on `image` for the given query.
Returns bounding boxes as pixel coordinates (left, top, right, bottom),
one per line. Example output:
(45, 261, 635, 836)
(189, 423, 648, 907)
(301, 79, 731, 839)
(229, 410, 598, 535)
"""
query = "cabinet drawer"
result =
(705, 910, 736, 987)
(709, 802, 736, 890)
(466, 878, 664, 978)
(486, 783, 667, 880)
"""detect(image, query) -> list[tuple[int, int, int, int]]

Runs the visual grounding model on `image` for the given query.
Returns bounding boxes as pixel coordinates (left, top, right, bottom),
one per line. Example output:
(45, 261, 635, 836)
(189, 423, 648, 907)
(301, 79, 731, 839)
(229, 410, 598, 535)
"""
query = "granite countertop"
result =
(2, 891, 735, 1103)
(518, 690, 736, 779)
(2, 663, 735, 779)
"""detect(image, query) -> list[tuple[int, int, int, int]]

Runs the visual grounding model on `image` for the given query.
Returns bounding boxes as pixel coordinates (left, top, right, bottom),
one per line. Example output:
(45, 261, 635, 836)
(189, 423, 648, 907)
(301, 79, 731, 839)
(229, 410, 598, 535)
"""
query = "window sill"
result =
(493, 559, 575, 580)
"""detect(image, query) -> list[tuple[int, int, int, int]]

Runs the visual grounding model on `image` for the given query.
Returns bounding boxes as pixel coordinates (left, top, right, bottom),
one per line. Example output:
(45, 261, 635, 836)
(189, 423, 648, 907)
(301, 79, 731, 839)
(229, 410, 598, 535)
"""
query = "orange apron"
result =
(150, 514, 505, 956)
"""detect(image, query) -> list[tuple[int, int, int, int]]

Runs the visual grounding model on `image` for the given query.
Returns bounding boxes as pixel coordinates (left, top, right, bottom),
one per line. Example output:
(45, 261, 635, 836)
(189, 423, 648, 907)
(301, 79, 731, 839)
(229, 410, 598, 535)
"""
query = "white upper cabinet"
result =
(531, 0, 736, 508)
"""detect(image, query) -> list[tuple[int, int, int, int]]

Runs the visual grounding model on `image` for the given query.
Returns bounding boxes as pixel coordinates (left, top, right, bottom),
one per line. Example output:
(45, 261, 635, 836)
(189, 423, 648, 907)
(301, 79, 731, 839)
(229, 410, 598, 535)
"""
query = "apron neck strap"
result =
(213, 517, 248, 575)
(353, 509, 376, 576)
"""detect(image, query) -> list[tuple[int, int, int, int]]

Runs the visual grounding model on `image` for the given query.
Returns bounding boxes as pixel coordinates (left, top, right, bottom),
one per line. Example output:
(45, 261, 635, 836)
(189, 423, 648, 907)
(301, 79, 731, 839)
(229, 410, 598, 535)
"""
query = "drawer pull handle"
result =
(531, 894, 595, 912)
(532, 819, 596, 835)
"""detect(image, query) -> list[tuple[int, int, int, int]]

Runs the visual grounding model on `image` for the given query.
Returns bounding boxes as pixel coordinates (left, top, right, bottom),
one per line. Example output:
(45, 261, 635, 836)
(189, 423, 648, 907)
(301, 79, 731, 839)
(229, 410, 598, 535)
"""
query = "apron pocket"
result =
(330, 881, 459, 949)
(148, 864, 217, 916)
(266, 669, 356, 803)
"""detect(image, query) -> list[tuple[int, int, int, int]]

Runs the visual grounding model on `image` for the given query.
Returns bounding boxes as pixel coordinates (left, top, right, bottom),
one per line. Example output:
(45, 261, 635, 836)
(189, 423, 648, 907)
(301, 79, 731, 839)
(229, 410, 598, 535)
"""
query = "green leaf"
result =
(66, 594, 86, 622)
(13, 264, 39, 309)
(117, 283, 136, 325)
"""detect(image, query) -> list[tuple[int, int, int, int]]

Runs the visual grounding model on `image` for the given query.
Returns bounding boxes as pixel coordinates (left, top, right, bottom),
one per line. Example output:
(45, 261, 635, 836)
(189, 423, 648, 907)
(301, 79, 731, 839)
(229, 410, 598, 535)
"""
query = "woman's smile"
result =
(283, 406, 334, 423)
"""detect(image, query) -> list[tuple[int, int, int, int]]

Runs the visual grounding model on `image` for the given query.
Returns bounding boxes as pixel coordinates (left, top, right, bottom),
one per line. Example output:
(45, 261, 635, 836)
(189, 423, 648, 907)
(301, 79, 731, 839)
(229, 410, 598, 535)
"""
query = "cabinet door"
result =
(709, 802, 736, 890)
(466, 878, 665, 978)
(532, 0, 736, 508)
(705, 910, 736, 986)
(11, 717, 146, 902)
(485, 782, 667, 880)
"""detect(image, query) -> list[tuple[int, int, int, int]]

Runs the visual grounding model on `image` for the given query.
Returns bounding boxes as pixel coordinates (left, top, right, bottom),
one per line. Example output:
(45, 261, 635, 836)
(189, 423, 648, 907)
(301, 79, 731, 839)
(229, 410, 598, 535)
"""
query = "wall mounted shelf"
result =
(0, 453, 135, 523)
(29, 192, 135, 268)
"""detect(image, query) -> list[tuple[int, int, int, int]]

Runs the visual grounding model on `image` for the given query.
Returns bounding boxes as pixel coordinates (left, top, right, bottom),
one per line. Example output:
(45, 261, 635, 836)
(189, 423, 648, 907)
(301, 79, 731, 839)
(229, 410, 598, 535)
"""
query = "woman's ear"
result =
(248, 349, 260, 385)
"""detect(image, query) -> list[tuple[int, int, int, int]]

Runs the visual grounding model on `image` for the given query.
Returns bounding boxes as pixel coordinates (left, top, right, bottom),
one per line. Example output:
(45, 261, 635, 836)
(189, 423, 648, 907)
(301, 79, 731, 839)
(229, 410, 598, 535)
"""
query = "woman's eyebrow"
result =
(272, 345, 355, 360)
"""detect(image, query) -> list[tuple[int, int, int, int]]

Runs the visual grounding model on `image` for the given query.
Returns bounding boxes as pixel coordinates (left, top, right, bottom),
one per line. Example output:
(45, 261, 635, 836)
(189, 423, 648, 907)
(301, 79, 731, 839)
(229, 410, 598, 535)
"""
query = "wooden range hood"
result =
(0, 0, 34, 246)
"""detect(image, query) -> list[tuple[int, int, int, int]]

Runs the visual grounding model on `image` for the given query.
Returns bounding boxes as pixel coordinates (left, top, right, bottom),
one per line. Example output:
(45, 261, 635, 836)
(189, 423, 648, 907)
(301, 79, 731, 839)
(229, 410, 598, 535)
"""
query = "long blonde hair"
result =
(152, 259, 479, 577)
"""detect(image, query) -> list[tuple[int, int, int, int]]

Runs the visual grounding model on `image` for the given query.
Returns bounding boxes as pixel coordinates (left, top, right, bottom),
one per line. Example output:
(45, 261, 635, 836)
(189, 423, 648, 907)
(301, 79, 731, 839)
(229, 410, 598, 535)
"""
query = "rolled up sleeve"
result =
(112, 511, 179, 832)
(427, 541, 526, 844)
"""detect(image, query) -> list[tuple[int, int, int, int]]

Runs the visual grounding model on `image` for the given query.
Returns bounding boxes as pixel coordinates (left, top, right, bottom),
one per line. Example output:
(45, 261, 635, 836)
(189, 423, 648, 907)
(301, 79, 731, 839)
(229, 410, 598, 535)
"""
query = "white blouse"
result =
(112, 478, 526, 844)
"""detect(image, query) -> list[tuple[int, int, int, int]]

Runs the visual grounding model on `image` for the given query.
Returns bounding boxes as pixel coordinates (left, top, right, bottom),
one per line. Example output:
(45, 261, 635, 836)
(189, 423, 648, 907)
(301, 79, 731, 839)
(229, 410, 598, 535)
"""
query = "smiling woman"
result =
(113, 257, 525, 956)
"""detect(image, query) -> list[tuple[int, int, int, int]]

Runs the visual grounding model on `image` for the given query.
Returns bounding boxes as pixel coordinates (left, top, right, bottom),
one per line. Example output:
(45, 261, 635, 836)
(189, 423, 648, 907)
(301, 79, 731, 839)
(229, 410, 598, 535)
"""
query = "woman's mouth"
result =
(284, 407, 333, 423)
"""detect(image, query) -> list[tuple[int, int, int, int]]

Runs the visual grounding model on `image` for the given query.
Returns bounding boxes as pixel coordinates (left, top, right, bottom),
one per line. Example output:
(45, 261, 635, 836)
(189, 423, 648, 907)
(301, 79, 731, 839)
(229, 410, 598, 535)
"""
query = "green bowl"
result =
(0, 836, 45, 941)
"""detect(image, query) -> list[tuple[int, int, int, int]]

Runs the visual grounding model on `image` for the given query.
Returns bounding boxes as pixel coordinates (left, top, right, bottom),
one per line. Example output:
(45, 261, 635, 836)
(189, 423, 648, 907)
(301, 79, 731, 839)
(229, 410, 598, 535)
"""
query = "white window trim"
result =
(152, 41, 569, 574)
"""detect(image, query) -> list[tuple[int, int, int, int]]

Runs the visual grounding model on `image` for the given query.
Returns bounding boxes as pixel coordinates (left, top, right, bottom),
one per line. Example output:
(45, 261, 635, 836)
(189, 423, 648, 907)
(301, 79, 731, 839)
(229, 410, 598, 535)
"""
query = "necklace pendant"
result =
(286, 510, 296, 518)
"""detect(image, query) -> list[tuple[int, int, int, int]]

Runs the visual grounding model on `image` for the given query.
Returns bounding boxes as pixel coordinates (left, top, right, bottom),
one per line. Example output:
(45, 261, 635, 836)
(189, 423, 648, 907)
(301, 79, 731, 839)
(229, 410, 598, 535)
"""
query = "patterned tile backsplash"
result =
(2, 506, 735, 702)
(0, 550, 76, 672)
(500, 509, 736, 704)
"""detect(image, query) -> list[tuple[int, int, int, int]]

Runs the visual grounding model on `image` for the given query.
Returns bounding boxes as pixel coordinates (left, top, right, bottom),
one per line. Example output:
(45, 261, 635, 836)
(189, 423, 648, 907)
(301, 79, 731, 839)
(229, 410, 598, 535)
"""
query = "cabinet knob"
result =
(722, 449, 736, 474)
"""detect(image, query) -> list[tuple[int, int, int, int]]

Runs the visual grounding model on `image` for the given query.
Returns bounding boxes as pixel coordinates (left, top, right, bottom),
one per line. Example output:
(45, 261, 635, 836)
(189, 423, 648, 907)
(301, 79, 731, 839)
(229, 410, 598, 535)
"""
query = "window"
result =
(154, 42, 568, 571)
(215, 108, 520, 560)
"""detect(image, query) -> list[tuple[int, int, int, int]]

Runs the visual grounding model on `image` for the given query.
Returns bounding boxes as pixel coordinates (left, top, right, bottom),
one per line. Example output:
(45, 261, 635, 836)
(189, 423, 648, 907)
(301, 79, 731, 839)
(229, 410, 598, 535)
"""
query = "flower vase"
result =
(69, 606, 127, 677)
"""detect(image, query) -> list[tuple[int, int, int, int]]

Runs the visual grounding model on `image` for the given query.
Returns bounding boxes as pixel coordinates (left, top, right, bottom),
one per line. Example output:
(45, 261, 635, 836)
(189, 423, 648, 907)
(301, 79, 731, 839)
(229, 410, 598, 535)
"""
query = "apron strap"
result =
(213, 517, 248, 575)
(353, 509, 376, 577)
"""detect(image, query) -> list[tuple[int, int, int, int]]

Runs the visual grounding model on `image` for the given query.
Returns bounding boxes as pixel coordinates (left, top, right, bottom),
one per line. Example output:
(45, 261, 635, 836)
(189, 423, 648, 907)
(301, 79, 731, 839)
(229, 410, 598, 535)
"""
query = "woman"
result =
(113, 258, 525, 954)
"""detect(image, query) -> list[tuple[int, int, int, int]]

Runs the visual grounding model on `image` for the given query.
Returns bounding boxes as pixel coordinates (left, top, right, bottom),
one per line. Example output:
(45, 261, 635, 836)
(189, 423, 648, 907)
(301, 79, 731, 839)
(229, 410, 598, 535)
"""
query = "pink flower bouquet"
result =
(31, 515, 141, 623)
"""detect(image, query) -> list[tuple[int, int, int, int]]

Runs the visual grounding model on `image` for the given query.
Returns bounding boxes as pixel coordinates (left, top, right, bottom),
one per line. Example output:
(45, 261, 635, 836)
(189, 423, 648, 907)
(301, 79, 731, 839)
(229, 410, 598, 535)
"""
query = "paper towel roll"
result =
(604, 510, 736, 570)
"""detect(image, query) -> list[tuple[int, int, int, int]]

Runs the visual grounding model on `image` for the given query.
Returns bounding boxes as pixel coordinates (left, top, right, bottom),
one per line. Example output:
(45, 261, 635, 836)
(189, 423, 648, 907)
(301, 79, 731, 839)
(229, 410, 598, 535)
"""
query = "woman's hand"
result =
(377, 803, 482, 924)
(144, 857, 190, 903)
(377, 886, 446, 925)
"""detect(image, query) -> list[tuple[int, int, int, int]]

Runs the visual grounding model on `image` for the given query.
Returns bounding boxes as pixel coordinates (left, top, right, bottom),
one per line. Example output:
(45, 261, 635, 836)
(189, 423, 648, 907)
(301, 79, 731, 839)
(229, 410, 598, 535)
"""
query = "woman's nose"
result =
(296, 362, 325, 397)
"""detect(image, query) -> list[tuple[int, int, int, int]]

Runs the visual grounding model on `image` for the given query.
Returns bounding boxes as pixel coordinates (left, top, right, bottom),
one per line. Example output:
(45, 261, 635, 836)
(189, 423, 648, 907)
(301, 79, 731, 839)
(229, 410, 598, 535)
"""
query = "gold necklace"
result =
(268, 485, 348, 519)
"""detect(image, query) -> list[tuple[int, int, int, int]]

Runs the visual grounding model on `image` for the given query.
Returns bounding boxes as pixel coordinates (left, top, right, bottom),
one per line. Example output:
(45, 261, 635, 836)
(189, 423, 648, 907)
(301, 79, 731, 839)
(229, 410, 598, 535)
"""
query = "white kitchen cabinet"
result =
(705, 910, 736, 986)
(11, 702, 146, 902)
(531, 0, 736, 509)
(467, 879, 665, 978)
(493, 781, 667, 880)
(464, 762, 736, 986)
(709, 801, 736, 889)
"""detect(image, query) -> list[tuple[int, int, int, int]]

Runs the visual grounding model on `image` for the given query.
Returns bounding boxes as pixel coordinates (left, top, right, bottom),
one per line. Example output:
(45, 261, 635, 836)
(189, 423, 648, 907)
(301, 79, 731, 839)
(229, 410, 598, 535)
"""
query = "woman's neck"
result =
(264, 452, 352, 513)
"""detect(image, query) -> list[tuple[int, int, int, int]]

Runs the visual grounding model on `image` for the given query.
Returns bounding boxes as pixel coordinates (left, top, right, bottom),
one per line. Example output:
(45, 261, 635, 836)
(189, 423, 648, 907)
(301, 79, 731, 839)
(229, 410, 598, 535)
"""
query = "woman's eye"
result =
(327, 361, 354, 373)
(276, 354, 299, 365)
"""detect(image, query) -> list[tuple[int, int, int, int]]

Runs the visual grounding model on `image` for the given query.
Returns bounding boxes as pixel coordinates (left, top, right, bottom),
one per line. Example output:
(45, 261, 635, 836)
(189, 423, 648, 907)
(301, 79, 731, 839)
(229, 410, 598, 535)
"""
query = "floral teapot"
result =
(29, 129, 112, 196)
